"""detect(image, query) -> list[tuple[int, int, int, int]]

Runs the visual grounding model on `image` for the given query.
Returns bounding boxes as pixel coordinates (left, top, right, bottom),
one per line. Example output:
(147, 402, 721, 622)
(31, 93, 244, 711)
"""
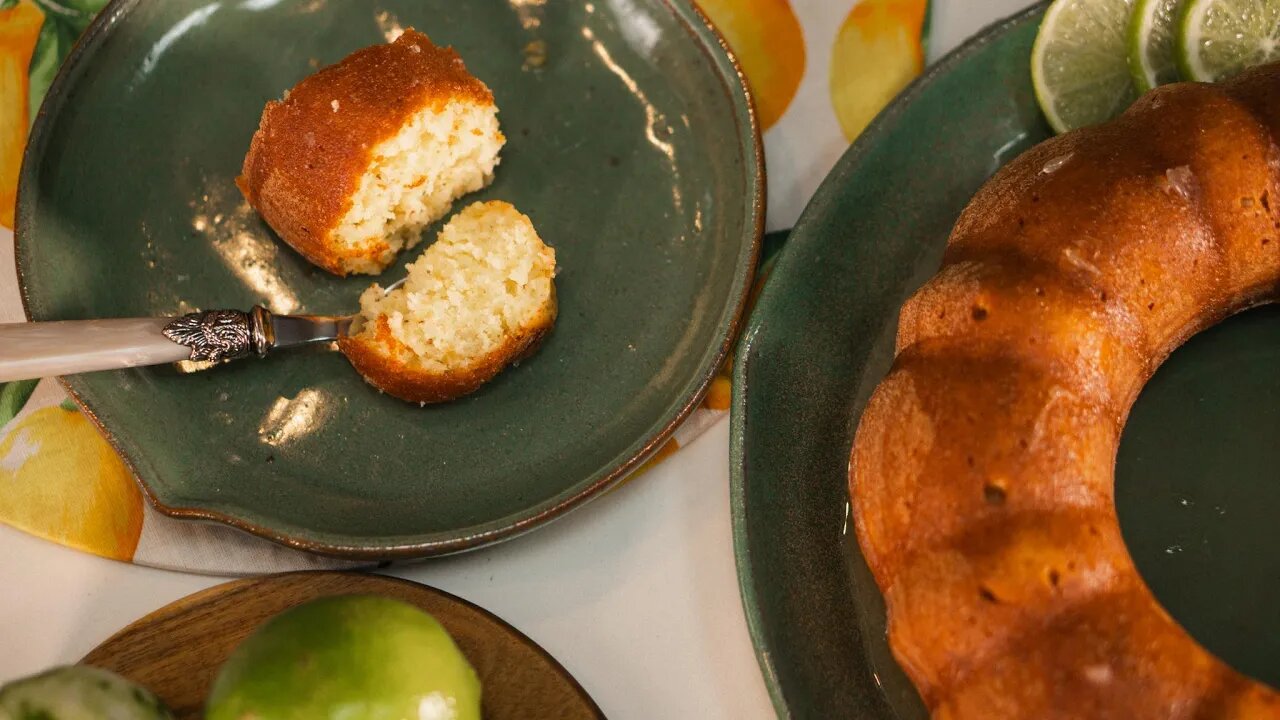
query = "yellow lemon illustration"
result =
(831, 0, 928, 141)
(703, 351, 733, 411)
(697, 0, 806, 130)
(0, 0, 44, 229)
(610, 436, 683, 489)
(703, 375, 732, 410)
(0, 405, 144, 560)
(634, 437, 681, 477)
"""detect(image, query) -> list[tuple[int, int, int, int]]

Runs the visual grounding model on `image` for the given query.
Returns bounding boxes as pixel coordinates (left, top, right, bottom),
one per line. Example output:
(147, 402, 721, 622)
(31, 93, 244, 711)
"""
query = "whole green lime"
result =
(205, 595, 481, 720)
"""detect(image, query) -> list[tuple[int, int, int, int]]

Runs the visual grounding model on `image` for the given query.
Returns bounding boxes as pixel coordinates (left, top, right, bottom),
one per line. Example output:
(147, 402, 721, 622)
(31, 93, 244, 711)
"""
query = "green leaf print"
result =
(25, 16, 67, 126)
(0, 0, 19, 11)
(923, 1, 933, 60)
(30, 0, 108, 33)
(0, 379, 39, 428)
(24, 0, 110, 125)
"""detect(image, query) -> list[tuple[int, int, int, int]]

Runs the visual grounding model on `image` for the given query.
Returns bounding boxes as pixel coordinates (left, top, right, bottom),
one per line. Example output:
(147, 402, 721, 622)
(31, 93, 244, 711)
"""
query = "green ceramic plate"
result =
(17, 0, 761, 557)
(732, 3, 1280, 717)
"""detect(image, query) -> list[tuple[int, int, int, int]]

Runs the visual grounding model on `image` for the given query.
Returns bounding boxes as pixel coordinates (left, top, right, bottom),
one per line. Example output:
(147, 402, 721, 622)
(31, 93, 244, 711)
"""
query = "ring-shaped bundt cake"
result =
(850, 64, 1280, 718)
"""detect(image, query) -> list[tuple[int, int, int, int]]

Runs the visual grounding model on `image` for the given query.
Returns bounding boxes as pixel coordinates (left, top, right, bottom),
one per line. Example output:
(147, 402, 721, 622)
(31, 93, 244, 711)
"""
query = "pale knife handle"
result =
(0, 319, 190, 383)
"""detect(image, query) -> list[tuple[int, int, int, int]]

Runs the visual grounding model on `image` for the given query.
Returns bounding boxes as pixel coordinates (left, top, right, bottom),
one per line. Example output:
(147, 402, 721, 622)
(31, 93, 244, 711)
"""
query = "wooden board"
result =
(82, 572, 605, 719)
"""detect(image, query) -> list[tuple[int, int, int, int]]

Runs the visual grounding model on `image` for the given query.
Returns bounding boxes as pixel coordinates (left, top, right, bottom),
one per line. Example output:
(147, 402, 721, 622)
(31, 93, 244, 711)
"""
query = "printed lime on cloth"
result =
(0, 0, 927, 573)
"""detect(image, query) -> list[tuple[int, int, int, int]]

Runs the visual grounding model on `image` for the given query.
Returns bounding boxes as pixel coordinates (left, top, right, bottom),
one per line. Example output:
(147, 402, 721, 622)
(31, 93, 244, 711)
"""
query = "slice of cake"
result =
(237, 29, 504, 276)
(339, 200, 557, 403)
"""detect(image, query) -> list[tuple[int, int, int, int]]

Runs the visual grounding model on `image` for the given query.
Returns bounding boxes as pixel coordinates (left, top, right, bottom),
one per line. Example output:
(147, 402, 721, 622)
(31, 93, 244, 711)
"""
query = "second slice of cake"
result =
(339, 200, 557, 404)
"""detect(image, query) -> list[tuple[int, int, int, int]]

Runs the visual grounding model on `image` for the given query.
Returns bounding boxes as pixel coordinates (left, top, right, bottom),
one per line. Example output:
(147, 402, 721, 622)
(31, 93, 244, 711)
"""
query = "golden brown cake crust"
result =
(337, 293, 557, 404)
(850, 64, 1280, 719)
(236, 29, 493, 276)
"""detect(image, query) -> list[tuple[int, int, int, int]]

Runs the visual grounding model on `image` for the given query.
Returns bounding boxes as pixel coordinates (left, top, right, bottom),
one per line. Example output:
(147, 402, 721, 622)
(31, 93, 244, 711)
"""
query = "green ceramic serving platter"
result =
(17, 0, 761, 557)
(731, 3, 1280, 717)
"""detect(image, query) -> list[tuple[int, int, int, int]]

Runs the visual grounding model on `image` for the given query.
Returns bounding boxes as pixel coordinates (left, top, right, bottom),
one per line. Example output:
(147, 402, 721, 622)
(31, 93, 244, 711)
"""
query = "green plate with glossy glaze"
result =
(18, 0, 761, 557)
(731, 3, 1280, 717)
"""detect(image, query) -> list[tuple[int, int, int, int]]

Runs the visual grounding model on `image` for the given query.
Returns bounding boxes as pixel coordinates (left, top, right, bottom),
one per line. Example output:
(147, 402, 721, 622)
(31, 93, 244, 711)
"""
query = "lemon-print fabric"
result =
(0, 0, 927, 573)
(0, 388, 143, 561)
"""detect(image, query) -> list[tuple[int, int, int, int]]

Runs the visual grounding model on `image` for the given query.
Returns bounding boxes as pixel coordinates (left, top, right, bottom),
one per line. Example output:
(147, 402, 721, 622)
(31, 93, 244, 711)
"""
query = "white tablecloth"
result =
(0, 1, 1033, 716)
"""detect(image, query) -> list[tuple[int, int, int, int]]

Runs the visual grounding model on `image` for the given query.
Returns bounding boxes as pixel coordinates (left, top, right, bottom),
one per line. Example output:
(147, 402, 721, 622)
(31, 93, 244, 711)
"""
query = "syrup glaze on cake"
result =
(850, 64, 1280, 718)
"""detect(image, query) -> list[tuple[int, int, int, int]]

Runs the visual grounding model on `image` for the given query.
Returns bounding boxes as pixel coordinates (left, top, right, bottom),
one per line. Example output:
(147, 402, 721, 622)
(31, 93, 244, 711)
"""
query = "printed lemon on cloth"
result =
(0, 0, 44, 229)
(0, 385, 143, 561)
(830, 0, 930, 141)
(0, 0, 931, 573)
(696, 0, 806, 130)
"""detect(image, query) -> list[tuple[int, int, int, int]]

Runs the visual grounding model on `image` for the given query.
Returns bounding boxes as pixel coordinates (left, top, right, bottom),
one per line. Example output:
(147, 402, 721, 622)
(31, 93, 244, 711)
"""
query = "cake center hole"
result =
(1116, 305, 1280, 688)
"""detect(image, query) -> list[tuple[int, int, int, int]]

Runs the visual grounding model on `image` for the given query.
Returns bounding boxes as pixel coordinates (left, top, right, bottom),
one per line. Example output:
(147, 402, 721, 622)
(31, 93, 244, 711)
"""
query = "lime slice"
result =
(1033, 0, 1140, 133)
(1129, 0, 1186, 90)
(1177, 0, 1280, 82)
